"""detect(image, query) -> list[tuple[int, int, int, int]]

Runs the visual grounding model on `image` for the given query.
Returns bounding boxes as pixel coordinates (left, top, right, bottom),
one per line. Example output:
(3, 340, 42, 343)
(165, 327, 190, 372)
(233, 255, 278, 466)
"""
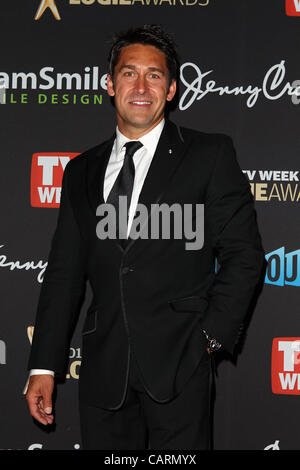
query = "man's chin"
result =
(126, 111, 164, 127)
(117, 111, 164, 134)
(125, 117, 158, 130)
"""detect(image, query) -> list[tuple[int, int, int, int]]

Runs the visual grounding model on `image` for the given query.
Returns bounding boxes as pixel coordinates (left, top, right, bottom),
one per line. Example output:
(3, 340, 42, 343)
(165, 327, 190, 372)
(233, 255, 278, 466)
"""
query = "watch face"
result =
(209, 339, 221, 351)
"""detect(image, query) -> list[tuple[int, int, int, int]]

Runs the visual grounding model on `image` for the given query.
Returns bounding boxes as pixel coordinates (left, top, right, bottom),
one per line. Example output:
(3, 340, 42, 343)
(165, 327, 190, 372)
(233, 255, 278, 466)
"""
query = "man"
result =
(26, 25, 265, 450)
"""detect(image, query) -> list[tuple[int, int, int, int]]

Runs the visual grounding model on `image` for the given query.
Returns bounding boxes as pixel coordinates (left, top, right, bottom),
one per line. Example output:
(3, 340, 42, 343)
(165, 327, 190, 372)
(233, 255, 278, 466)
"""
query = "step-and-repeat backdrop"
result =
(0, 0, 299, 451)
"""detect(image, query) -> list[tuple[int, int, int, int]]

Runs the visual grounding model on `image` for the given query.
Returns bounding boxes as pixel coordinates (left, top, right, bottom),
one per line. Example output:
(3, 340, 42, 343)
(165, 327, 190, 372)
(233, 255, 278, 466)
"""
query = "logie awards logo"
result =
(34, 0, 61, 20)
(34, 0, 210, 13)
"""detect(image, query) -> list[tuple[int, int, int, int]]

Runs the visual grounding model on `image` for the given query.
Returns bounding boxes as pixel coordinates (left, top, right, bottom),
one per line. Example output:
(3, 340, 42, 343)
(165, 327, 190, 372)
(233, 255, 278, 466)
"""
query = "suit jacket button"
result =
(122, 266, 134, 274)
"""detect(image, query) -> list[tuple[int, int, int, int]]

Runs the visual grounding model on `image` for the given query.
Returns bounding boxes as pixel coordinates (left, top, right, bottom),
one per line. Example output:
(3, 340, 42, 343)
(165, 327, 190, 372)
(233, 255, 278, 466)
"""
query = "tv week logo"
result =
(286, 0, 300, 15)
(31, 153, 79, 207)
(272, 338, 300, 394)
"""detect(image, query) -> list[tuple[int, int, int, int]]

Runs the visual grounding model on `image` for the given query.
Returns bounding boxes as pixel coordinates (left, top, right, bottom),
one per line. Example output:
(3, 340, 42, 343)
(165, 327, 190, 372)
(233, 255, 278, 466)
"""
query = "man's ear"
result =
(166, 79, 177, 102)
(107, 74, 115, 97)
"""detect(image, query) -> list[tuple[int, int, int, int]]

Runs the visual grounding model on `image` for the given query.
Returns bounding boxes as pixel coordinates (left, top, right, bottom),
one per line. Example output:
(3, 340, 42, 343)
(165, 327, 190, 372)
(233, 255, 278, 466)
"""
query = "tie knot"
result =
(123, 141, 143, 158)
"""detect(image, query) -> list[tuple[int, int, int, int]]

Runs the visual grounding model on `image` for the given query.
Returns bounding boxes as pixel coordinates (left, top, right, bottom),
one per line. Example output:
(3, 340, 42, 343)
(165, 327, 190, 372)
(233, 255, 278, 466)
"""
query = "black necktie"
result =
(107, 140, 143, 243)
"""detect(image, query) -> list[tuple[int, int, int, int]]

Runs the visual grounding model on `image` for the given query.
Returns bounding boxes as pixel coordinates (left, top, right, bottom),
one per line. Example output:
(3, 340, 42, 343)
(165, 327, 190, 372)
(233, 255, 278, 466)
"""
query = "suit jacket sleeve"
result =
(200, 135, 265, 355)
(27, 160, 87, 376)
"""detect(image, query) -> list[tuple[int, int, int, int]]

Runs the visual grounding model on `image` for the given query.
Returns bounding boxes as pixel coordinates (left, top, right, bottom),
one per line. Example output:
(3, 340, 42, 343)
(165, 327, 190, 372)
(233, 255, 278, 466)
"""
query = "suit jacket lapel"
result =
(126, 120, 190, 253)
(136, 119, 187, 210)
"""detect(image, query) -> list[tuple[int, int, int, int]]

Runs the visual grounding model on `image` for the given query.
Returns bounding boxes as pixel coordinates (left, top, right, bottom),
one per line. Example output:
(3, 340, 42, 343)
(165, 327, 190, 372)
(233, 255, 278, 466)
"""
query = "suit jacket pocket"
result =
(82, 309, 98, 336)
(168, 296, 208, 317)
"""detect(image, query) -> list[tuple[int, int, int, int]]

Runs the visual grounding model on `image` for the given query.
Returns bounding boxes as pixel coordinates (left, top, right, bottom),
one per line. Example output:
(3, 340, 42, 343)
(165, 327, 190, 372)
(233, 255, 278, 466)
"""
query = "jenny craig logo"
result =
(286, 0, 300, 16)
(1, 60, 300, 107)
(179, 60, 300, 110)
(272, 338, 300, 395)
(0, 244, 47, 284)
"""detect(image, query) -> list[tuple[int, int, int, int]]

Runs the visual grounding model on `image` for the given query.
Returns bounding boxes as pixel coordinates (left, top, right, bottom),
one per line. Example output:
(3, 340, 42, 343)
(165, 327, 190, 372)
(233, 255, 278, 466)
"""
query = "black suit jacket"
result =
(28, 120, 265, 410)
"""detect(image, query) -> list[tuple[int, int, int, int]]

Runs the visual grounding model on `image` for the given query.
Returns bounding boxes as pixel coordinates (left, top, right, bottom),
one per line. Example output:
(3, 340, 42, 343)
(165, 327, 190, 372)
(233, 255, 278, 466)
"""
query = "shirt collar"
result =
(115, 118, 165, 161)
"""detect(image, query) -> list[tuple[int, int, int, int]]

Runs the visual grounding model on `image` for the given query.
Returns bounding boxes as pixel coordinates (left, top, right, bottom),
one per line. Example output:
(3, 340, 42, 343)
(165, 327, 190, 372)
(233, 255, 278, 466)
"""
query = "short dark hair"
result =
(108, 24, 179, 86)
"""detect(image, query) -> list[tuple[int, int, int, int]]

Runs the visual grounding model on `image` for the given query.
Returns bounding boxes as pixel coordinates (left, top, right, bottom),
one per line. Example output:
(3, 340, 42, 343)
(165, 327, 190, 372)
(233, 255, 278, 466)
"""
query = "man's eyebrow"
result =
(119, 64, 166, 75)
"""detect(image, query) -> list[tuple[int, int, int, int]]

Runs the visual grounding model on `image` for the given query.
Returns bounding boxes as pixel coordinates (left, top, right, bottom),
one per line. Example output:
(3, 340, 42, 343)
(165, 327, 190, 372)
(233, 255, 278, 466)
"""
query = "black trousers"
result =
(79, 351, 212, 450)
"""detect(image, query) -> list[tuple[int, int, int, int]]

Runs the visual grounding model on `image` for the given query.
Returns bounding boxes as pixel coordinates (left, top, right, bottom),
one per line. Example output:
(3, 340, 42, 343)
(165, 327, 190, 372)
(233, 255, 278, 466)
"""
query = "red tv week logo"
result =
(272, 338, 300, 394)
(286, 0, 300, 16)
(31, 153, 79, 208)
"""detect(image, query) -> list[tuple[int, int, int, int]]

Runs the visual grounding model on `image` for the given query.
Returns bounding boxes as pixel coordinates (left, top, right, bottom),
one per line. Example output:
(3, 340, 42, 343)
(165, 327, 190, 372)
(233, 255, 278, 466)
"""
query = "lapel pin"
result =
(168, 148, 173, 155)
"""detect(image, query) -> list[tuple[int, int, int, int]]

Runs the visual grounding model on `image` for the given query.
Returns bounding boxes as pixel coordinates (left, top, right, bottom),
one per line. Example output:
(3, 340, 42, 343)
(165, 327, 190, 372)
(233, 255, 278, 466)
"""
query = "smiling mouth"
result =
(129, 100, 152, 106)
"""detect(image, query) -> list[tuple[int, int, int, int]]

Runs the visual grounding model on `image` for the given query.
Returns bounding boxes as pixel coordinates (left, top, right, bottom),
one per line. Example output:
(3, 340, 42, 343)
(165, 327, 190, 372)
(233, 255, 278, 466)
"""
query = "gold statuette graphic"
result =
(34, 0, 61, 21)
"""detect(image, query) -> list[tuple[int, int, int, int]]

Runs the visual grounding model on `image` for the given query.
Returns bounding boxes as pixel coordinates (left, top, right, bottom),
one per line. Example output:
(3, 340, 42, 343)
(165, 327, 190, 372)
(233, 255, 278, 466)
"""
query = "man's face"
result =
(107, 43, 177, 138)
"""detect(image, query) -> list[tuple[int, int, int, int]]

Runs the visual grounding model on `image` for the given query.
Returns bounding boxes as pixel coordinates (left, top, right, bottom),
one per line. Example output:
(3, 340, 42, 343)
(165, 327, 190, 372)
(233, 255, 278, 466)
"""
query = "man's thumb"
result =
(43, 393, 52, 414)
(44, 405, 52, 414)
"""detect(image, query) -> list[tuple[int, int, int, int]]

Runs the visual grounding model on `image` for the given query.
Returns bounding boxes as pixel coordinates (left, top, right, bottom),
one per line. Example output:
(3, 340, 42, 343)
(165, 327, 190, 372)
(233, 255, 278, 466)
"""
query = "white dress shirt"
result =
(29, 119, 165, 378)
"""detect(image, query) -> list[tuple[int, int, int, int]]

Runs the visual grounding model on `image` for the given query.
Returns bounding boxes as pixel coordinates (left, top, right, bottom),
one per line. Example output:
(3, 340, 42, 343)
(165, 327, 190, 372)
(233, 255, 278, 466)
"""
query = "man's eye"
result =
(124, 71, 134, 77)
(150, 73, 159, 79)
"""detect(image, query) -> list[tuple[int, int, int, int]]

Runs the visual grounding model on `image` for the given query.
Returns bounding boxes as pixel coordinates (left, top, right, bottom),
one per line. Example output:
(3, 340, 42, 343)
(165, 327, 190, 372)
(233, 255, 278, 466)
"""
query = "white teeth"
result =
(131, 101, 151, 105)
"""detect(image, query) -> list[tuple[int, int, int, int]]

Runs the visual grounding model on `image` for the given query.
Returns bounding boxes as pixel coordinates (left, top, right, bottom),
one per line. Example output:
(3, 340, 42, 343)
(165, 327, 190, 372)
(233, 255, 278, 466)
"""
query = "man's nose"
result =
(135, 75, 147, 94)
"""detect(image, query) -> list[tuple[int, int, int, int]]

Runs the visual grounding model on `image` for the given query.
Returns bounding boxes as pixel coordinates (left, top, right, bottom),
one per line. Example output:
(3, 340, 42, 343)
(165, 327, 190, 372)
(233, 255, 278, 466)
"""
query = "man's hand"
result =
(26, 374, 54, 425)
